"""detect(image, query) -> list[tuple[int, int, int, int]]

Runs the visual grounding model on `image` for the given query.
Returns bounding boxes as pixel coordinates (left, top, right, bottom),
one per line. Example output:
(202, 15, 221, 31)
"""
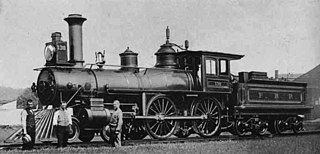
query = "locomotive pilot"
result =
(106, 100, 123, 147)
(53, 101, 72, 148)
(21, 99, 36, 150)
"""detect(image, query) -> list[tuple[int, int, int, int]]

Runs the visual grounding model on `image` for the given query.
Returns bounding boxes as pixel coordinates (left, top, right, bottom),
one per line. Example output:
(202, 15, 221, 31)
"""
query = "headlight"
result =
(44, 44, 56, 61)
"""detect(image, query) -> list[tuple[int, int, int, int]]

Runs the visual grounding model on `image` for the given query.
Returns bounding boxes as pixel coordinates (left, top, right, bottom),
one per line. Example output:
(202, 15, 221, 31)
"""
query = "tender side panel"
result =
(246, 84, 304, 104)
(234, 80, 312, 115)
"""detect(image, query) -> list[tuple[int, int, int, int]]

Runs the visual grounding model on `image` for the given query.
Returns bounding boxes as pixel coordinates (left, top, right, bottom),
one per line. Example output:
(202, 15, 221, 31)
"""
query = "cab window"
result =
(219, 59, 228, 75)
(205, 59, 216, 75)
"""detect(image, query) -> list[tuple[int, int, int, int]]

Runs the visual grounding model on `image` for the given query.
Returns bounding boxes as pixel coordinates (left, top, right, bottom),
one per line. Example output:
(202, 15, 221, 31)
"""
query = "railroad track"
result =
(1, 130, 320, 151)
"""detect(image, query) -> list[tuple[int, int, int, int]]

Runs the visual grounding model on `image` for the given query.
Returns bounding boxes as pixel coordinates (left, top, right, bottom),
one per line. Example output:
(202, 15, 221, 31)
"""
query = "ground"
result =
(0, 125, 20, 143)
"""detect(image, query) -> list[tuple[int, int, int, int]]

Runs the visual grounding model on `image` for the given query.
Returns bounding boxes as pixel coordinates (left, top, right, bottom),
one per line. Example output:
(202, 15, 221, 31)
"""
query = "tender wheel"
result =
(252, 126, 268, 136)
(234, 120, 246, 136)
(145, 95, 177, 139)
(292, 118, 303, 134)
(192, 97, 221, 138)
(68, 117, 80, 142)
(79, 130, 95, 142)
(253, 121, 268, 136)
(123, 120, 148, 140)
(274, 120, 286, 135)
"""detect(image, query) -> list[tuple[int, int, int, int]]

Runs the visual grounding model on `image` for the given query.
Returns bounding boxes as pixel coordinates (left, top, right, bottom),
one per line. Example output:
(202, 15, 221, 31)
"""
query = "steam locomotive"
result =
(33, 14, 312, 142)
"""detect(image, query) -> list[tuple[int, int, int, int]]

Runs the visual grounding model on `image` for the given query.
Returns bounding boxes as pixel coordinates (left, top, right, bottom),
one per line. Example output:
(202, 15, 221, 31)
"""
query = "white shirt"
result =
(53, 109, 72, 126)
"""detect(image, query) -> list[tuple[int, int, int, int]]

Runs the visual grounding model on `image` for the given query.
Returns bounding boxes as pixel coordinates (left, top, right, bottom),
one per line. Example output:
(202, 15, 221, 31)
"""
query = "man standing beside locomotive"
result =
(53, 101, 72, 148)
(106, 100, 123, 147)
(20, 99, 36, 150)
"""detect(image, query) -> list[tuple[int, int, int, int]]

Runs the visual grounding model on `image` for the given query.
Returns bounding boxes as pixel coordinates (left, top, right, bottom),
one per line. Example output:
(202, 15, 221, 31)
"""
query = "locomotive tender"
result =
(33, 14, 312, 142)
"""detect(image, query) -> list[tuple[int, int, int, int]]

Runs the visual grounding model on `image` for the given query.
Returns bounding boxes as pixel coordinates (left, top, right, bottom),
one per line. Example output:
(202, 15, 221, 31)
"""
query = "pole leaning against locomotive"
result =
(31, 14, 312, 142)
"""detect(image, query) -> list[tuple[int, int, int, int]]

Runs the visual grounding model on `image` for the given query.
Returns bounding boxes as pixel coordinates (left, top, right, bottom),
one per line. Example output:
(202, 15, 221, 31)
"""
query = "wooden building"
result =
(295, 65, 320, 120)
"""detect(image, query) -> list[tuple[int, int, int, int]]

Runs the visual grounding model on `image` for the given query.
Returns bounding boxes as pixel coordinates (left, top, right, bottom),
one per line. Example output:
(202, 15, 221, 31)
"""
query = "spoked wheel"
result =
(79, 130, 95, 142)
(145, 95, 177, 139)
(192, 97, 221, 138)
(68, 118, 80, 142)
(234, 120, 247, 136)
(123, 120, 148, 140)
(292, 118, 303, 134)
(274, 120, 286, 135)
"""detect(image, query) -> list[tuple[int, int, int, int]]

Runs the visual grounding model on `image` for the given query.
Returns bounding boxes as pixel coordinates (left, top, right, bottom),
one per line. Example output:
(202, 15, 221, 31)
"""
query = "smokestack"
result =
(64, 14, 87, 67)
(275, 70, 279, 80)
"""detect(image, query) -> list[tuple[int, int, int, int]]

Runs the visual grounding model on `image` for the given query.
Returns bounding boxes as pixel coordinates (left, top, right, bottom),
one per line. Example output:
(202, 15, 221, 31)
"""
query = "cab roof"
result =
(177, 50, 244, 60)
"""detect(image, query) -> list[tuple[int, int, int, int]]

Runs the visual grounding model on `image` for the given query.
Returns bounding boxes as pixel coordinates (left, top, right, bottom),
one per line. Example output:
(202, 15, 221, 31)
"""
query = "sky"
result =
(0, 0, 319, 88)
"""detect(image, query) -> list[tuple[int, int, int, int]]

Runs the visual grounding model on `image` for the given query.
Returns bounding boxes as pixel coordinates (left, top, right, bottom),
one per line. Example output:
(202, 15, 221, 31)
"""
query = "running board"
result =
(134, 115, 207, 120)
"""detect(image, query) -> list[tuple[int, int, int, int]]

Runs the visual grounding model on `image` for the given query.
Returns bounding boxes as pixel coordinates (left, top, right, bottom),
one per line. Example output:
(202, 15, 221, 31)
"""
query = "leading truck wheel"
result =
(100, 125, 110, 143)
(192, 97, 221, 138)
(123, 120, 148, 140)
(145, 95, 177, 139)
(79, 130, 95, 142)
(68, 118, 80, 142)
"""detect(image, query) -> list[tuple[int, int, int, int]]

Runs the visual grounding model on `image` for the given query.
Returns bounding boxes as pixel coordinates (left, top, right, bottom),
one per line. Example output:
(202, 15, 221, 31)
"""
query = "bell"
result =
(95, 51, 106, 68)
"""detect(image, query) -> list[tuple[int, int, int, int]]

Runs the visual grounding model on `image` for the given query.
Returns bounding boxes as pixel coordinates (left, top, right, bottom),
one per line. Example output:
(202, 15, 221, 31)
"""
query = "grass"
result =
(1, 134, 320, 154)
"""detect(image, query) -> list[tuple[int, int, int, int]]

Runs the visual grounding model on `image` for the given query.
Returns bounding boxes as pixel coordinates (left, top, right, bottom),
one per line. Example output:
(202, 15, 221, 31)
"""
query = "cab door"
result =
(202, 56, 232, 93)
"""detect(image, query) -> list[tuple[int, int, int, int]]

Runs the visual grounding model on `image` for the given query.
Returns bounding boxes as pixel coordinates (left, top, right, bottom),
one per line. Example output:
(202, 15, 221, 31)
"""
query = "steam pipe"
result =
(64, 14, 87, 67)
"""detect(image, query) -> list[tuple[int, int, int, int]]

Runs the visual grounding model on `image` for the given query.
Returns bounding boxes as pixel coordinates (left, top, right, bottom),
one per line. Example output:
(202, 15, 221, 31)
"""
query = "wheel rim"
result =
(68, 118, 80, 141)
(258, 127, 268, 135)
(145, 95, 177, 139)
(274, 120, 286, 134)
(192, 98, 221, 137)
(234, 120, 246, 136)
(100, 125, 110, 142)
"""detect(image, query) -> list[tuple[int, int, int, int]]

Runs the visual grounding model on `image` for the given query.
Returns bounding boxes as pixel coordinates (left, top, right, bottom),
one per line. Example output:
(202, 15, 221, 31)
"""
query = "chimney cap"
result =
(64, 14, 87, 23)
(119, 47, 138, 56)
(68, 14, 83, 18)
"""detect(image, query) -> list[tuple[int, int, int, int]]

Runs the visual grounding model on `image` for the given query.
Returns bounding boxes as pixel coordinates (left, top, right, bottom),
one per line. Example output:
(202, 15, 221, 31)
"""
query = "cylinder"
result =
(78, 108, 111, 128)
(64, 14, 87, 67)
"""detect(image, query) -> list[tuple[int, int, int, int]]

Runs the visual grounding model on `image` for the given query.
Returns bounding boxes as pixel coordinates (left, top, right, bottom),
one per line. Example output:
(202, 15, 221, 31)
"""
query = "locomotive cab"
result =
(177, 51, 244, 92)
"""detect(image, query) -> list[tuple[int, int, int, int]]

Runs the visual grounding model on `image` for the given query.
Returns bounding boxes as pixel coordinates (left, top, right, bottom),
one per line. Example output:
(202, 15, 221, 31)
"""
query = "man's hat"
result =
(26, 99, 33, 105)
(113, 100, 120, 105)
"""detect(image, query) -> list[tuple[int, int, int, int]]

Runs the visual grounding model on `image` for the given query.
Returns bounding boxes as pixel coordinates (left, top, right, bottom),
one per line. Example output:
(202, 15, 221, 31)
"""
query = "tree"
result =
(16, 88, 40, 109)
